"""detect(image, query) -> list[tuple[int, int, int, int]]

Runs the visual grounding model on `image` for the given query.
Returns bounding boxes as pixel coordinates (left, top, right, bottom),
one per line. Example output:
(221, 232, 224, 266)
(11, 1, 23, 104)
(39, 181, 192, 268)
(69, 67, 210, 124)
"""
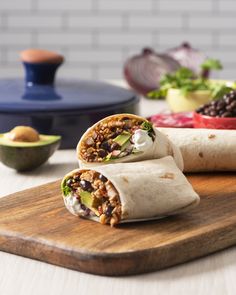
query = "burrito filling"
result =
(80, 116, 155, 162)
(62, 170, 121, 226)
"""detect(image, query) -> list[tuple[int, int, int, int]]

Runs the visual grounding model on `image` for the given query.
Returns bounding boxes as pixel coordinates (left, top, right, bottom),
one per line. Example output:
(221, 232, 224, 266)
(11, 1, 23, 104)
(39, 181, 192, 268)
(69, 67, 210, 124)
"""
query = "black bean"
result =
(73, 175, 80, 181)
(105, 205, 114, 217)
(66, 178, 73, 187)
(210, 100, 217, 106)
(79, 180, 93, 192)
(196, 90, 236, 117)
(113, 131, 122, 138)
(110, 142, 120, 151)
(98, 149, 108, 158)
(209, 110, 217, 117)
(226, 104, 233, 111)
(230, 100, 236, 110)
(110, 127, 116, 132)
(221, 111, 233, 117)
(98, 174, 108, 182)
(216, 101, 226, 110)
(101, 141, 111, 151)
(81, 204, 86, 211)
(225, 96, 234, 104)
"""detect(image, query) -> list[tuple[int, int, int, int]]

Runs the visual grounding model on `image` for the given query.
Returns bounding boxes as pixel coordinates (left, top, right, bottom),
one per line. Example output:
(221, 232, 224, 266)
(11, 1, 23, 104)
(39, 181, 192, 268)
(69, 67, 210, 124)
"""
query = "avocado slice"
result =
(113, 132, 131, 146)
(79, 190, 100, 216)
(0, 133, 61, 171)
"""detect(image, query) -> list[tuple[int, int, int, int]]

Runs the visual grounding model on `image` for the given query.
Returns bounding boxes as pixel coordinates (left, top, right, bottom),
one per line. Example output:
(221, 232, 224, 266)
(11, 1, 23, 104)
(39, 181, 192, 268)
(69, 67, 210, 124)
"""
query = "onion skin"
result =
(123, 48, 180, 96)
(166, 42, 207, 76)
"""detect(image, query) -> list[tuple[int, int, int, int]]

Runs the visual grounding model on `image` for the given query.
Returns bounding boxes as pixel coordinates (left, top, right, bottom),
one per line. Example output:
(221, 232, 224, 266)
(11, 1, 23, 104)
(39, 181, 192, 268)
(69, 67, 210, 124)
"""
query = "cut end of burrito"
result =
(61, 157, 199, 227)
(77, 114, 155, 164)
(61, 169, 122, 227)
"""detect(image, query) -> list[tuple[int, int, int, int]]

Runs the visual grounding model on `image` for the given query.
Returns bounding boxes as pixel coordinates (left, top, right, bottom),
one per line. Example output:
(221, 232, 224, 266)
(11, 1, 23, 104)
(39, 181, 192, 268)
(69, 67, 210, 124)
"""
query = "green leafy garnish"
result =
(201, 59, 222, 71)
(104, 153, 112, 161)
(147, 59, 232, 100)
(141, 121, 153, 134)
(63, 185, 72, 196)
(104, 152, 120, 161)
(61, 178, 72, 196)
(209, 83, 233, 100)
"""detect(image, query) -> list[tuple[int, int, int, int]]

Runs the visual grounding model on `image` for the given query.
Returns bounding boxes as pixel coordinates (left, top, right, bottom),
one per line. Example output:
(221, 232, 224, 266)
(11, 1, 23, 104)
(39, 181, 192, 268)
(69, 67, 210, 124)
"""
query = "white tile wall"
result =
(0, 0, 236, 80)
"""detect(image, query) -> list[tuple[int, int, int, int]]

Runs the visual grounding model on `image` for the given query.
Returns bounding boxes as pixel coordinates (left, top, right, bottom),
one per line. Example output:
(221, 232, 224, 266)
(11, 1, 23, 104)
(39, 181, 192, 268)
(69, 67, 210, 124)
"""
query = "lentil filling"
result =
(79, 115, 155, 163)
(63, 170, 122, 226)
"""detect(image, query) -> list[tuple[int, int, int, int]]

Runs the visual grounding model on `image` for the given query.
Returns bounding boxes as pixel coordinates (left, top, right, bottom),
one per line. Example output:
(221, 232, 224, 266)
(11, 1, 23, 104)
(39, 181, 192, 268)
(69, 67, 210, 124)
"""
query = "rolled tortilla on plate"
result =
(77, 114, 183, 171)
(158, 128, 236, 172)
(61, 156, 199, 226)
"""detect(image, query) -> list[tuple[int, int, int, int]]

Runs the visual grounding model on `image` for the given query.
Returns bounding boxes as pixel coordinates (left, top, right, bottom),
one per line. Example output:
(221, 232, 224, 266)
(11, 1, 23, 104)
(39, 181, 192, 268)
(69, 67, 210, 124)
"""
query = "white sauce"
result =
(132, 129, 153, 152)
(64, 194, 83, 215)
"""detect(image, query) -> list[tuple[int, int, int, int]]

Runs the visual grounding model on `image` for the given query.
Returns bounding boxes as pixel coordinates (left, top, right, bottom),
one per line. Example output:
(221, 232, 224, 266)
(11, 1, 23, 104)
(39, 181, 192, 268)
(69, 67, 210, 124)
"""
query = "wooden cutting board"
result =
(0, 173, 236, 276)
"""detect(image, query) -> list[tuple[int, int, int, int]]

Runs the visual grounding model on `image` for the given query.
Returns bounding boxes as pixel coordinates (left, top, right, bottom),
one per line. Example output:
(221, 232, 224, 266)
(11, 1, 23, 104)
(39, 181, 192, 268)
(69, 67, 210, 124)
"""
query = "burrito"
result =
(77, 114, 183, 170)
(61, 156, 199, 226)
(158, 128, 236, 172)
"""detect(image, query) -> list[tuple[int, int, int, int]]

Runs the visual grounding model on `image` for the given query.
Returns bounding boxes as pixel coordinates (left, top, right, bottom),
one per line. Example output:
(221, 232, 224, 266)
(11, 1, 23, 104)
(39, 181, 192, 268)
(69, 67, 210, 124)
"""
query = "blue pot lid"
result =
(0, 79, 138, 114)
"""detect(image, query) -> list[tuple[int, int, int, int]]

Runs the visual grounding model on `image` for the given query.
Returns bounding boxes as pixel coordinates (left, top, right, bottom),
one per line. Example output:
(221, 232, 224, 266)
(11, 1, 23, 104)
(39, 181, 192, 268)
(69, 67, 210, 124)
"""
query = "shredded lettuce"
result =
(61, 178, 72, 196)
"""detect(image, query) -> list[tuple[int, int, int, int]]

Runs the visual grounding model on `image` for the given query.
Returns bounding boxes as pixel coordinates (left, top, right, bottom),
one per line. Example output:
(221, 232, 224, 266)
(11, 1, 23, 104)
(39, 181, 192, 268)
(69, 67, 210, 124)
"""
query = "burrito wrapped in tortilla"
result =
(61, 156, 199, 226)
(158, 128, 236, 172)
(77, 114, 183, 170)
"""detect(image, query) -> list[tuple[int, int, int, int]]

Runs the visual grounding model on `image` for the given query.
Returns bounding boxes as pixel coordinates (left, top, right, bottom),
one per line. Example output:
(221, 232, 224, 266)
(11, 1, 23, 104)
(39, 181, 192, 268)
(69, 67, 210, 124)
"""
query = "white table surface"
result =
(0, 81, 235, 295)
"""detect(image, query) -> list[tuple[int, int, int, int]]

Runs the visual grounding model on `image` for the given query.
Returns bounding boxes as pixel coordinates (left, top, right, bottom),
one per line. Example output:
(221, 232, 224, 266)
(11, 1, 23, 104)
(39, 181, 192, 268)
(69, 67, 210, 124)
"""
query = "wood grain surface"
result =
(0, 173, 235, 276)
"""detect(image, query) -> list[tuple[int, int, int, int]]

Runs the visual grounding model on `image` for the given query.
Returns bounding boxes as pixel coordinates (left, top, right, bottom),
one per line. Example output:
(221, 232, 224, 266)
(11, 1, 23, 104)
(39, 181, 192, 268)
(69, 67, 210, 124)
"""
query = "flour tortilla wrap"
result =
(77, 114, 183, 171)
(62, 157, 199, 225)
(158, 128, 236, 172)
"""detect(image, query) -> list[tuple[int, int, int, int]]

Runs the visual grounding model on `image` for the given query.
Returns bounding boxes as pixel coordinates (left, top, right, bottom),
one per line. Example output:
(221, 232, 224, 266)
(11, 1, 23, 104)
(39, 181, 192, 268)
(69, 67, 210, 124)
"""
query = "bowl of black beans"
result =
(194, 90, 236, 129)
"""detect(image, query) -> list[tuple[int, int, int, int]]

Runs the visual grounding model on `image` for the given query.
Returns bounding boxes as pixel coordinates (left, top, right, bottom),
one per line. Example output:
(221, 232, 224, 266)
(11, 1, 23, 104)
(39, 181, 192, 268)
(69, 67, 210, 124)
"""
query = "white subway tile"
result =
(98, 0, 152, 11)
(1, 0, 236, 80)
(6, 49, 24, 63)
(59, 66, 94, 79)
(68, 49, 123, 63)
(218, 1, 236, 11)
(159, 0, 213, 11)
(124, 47, 146, 58)
(219, 34, 236, 46)
(37, 33, 92, 46)
(98, 32, 152, 46)
(218, 69, 236, 80)
(206, 49, 236, 64)
(0, 33, 31, 45)
(7, 15, 62, 29)
(189, 16, 236, 29)
(37, 0, 92, 11)
(129, 15, 183, 29)
(0, 66, 23, 78)
(0, 0, 31, 10)
(97, 66, 123, 79)
(68, 15, 123, 29)
(159, 33, 213, 47)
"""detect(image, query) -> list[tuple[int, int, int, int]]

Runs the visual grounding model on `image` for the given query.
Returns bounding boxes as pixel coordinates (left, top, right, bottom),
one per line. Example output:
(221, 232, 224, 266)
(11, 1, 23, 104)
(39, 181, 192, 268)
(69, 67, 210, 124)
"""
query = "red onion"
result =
(166, 42, 207, 75)
(124, 48, 180, 96)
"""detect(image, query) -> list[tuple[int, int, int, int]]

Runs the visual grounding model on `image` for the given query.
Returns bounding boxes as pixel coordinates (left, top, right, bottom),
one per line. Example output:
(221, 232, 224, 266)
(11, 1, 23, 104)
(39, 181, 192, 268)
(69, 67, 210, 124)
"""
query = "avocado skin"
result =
(0, 139, 60, 171)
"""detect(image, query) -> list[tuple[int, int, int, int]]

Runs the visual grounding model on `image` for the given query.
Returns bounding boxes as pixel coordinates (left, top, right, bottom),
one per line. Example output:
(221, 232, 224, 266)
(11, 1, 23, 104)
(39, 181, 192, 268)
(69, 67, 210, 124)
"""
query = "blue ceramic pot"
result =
(23, 62, 62, 86)
(0, 79, 139, 149)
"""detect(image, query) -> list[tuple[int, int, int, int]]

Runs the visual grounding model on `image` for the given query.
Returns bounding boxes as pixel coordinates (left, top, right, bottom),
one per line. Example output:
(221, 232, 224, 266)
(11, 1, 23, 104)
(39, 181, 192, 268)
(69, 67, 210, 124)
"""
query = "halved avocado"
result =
(0, 130, 61, 171)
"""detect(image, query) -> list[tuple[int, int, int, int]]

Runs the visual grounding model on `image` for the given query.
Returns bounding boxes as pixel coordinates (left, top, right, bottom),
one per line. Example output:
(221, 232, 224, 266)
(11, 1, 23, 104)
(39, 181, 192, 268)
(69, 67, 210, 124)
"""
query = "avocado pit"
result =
(6, 126, 40, 142)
